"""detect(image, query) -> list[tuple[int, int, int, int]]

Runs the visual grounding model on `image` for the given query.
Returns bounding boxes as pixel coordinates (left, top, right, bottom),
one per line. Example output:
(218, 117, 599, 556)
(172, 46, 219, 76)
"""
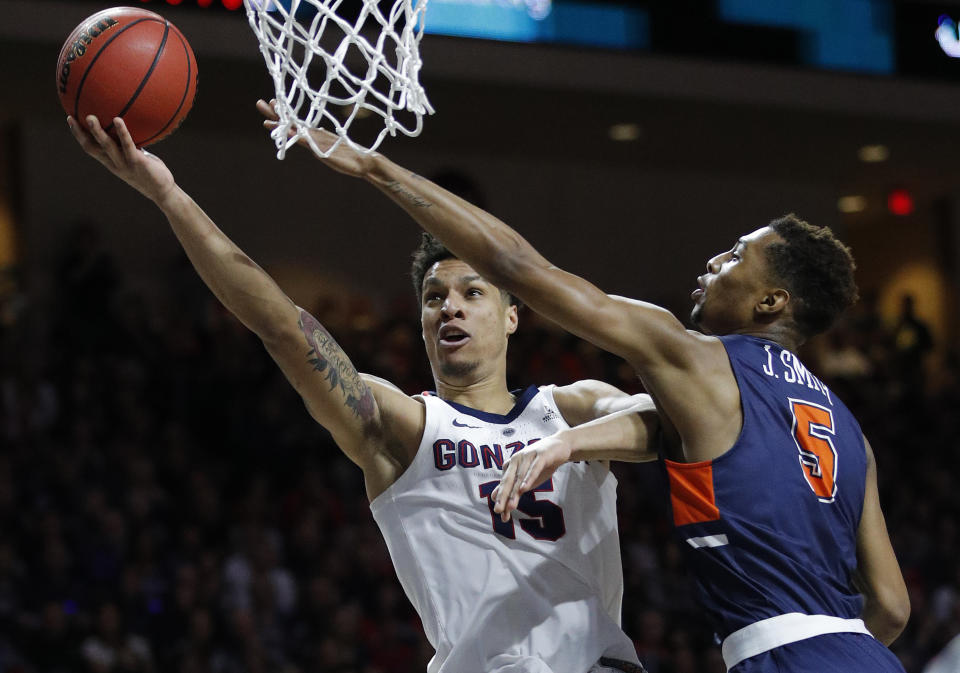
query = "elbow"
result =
(259, 319, 303, 351)
(871, 592, 911, 645)
(886, 595, 911, 641)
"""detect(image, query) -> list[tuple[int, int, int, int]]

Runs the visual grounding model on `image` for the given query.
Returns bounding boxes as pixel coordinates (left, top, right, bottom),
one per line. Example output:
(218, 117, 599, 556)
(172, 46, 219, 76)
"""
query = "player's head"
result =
(411, 233, 520, 381)
(691, 214, 857, 343)
(410, 234, 520, 308)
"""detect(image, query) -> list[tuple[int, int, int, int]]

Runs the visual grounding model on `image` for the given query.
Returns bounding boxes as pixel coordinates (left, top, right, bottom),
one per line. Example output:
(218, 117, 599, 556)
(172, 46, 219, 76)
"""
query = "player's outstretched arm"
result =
(494, 383, 658, 519)
(259, 102, 734, 460)
(855, 437, 910, 645)
(68, 116, 420, 499)
(365, 162, 690, 370)
(256, 100, 699, 371)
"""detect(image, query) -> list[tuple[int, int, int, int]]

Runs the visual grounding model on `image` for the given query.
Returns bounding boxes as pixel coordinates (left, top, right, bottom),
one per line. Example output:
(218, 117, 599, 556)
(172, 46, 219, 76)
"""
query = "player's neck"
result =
(734, 324, 802, 353)
(435, 374, 516, 415)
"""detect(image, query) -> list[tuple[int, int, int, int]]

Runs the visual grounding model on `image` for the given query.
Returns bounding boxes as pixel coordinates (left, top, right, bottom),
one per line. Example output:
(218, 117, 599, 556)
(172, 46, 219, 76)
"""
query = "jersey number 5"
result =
(479, 480, 566, 541)
(789, 399, 838, 503)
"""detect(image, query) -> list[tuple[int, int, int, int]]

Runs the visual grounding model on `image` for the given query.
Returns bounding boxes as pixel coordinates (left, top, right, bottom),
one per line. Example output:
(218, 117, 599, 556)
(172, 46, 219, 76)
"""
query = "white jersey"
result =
(370, 385, 638, 673)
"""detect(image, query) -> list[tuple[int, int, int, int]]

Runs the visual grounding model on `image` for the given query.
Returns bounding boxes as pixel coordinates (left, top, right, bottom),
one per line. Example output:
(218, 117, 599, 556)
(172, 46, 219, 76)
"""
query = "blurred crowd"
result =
(0, 221, 958, 673)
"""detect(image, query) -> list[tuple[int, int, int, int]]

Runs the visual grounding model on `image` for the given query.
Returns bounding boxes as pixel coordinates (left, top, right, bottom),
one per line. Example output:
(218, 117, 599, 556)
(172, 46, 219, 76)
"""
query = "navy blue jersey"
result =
(663, 335, 866, 639)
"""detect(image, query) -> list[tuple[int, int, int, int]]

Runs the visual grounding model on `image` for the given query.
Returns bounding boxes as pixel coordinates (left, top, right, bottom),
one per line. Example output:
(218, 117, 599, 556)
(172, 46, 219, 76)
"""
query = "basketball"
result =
(56, 6, 198, 147)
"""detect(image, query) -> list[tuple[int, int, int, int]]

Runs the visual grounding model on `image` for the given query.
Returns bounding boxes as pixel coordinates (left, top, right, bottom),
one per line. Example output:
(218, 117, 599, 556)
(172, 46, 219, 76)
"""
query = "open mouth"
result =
(439, 325, 471, 347)
(692, 276, 706, 301)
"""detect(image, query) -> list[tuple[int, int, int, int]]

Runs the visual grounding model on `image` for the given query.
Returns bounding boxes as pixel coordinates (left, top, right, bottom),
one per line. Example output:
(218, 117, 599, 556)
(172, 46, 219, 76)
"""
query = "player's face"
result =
(420, 259, 518, 382)
(691, 226, 781, 335)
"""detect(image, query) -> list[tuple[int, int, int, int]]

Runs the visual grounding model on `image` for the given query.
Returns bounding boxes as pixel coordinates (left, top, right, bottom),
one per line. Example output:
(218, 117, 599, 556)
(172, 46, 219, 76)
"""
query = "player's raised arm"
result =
(68, 115, 418, 498)
(855, 437, 910, 645)
(367, 164, 691, 371)
(257, 100, 700, 371)
(260, 101, 738, 462)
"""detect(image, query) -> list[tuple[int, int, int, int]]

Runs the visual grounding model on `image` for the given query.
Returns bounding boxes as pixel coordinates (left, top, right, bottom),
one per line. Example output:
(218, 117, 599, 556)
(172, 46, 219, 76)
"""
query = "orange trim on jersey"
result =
(665, 459, 720, 526)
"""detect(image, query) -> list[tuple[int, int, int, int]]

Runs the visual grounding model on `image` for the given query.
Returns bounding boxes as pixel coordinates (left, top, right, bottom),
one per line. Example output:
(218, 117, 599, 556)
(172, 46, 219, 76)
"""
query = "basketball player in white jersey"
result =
(67, 114, 658, 673)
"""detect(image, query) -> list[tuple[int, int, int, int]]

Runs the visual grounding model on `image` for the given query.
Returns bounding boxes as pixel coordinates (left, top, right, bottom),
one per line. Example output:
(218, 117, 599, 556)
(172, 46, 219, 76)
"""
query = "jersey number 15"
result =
(479, 480, 566, 541)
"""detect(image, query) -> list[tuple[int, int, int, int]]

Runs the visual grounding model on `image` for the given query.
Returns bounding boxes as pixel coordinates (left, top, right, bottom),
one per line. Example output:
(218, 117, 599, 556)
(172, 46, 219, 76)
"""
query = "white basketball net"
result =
(243, 0, 434, 159)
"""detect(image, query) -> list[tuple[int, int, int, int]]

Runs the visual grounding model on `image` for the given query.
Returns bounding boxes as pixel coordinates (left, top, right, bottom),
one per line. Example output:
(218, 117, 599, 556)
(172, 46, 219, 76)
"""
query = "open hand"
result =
(256, 99, 376, 178)
(67, 115, 176, 205)
(492, 434, 572, 521)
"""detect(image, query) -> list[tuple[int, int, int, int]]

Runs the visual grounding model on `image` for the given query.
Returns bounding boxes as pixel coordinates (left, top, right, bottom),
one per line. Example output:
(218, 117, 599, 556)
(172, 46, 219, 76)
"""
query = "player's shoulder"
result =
(359, 373, 426, 462)
(552, 378, 627, 401)
(550, 379, 630, 426)
(360, 373, 425, 415)
(361, 373, 409, 394)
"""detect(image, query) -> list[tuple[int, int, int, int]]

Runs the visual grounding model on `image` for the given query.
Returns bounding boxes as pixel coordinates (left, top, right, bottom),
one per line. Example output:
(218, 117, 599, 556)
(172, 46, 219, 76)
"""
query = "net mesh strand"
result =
(244, 0, 434, 159)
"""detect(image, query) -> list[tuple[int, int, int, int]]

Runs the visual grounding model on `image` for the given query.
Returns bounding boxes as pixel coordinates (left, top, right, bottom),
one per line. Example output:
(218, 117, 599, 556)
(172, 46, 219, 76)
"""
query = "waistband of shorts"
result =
(721, 613, 873, 670)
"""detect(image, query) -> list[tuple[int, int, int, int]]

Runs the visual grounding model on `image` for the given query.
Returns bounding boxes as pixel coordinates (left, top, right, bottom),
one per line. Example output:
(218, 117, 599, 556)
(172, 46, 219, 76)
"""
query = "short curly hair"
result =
(409, 233, 520, 307)
(765, 214, 858, 339)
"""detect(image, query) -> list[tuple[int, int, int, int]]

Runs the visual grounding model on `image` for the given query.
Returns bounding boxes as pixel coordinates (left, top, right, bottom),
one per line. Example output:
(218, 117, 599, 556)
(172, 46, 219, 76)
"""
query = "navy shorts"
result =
(732, 632, 905, 673)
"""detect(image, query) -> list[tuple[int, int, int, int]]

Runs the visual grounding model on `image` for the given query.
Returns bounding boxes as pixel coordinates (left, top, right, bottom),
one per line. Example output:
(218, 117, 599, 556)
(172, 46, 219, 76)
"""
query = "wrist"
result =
(364, 152, 393, 186)
(366, 153, 417, 194)
(552, 431, 575, 463)
(153, 184, 186, 213)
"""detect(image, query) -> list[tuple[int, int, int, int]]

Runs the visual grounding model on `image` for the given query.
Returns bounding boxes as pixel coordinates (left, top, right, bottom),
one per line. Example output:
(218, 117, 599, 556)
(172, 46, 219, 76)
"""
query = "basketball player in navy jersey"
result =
(276, 108, 912, 672)
(67, 113, 657, 673)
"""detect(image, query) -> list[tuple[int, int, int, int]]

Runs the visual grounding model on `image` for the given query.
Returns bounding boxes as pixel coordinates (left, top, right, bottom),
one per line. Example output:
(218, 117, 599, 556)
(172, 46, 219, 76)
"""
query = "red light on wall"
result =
(887, 189, 914, 216)
(198, 0, 214, 6)
(165, 0, 184, 5)
(222, 0, 243, 8)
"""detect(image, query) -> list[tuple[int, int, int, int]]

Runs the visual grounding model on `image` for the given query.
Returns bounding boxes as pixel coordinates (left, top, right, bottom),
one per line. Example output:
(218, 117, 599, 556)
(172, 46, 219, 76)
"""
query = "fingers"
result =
(506, 454, 539, 515)
(494, 459, 519, 518)
(112, 117, 140, 158)
(67, 115, 116, 168)
(493, 452, 542, 522)
(256, 98, 279, 120)
(85, 115, 125, 167)
(519, 455, 539, 492)
(67, 115, 101, 152)
(257, 99, 280, 132)
(67, 116, 97, 152)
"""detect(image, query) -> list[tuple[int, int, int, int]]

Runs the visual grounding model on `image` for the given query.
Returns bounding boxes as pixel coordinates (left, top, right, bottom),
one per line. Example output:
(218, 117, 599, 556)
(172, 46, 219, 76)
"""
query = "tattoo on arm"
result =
(298, 310, 376, 421)
(384, 178, 434, 209)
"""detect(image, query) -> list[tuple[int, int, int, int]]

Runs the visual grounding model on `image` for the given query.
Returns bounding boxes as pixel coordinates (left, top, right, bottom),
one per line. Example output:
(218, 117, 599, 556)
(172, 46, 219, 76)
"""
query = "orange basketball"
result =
(56, 6, 198, 147)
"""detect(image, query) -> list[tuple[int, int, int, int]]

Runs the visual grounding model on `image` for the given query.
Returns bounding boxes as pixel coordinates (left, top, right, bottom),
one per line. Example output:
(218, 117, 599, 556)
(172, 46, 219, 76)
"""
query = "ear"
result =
(505, 303, 519, 336)
(756, 288, 790, 316)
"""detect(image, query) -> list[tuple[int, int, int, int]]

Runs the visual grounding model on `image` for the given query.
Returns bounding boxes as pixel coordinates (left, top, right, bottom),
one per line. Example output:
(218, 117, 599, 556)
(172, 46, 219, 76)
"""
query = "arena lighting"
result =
(936, 15, 960, 57)
(608, 123, 642, 142)
(857, 144, 889, 163)
(837, 195, 867, 214)
(887, 189, 915, 216)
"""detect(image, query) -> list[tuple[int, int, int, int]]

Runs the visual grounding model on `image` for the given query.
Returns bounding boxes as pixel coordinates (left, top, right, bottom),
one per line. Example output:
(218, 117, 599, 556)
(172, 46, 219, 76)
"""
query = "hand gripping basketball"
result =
(68, 115, 177, 206)
(57, 7, 198, 147)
